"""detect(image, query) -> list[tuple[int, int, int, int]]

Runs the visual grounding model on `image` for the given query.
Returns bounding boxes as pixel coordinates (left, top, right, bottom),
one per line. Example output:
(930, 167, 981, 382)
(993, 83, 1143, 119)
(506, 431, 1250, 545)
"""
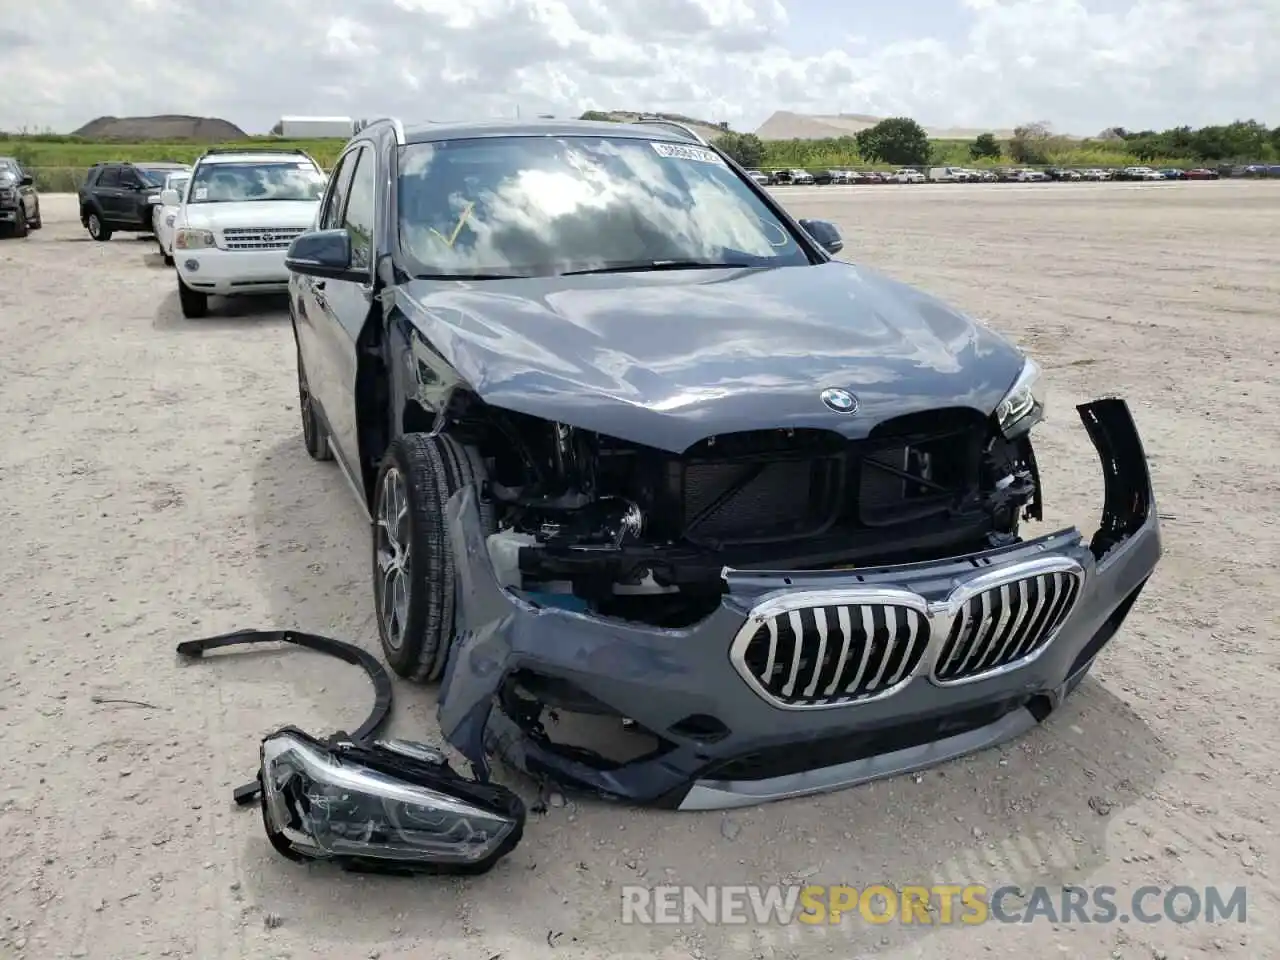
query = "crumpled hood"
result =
(180, 200, 319, 231)
(398, 261, 1027, 452)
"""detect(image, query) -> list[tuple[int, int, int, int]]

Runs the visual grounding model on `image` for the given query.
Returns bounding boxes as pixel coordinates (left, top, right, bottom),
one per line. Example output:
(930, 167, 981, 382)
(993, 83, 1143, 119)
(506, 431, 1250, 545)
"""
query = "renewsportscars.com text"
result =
(620, 884, 1247, 926)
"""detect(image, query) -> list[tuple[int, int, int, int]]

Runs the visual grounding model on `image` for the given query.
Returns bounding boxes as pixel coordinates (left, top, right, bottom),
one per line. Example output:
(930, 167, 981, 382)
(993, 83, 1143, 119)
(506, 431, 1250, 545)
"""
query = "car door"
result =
(115, 166, 149, 225)
(95, 165, 124, 218)
(293, 147, 361, 479)
(309, 143, 378, 491)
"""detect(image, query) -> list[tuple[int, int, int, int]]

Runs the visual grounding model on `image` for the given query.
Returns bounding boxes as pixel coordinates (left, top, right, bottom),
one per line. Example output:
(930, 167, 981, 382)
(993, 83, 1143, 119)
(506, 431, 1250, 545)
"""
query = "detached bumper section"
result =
(438, 399, 1160, 810)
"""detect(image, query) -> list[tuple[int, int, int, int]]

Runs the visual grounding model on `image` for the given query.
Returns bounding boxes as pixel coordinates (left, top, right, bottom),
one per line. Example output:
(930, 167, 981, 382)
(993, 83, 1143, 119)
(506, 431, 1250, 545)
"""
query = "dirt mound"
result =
(71, 115, 249, 141)
(755, 110, 1024, 141)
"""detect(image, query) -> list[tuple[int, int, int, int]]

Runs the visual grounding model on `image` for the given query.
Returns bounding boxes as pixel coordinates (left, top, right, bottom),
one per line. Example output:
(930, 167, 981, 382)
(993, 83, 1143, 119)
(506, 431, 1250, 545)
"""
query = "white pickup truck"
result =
(165, 148, 327, 318)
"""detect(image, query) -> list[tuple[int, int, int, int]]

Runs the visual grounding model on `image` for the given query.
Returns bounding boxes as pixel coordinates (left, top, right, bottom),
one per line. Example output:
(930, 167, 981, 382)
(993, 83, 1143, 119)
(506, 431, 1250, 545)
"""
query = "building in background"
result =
(271, 116, 355, 139)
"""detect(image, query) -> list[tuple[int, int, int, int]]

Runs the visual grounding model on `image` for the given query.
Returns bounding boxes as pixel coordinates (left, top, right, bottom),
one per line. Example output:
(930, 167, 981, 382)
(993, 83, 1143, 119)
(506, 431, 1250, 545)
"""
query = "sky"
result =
(0, 0, 1276, 137)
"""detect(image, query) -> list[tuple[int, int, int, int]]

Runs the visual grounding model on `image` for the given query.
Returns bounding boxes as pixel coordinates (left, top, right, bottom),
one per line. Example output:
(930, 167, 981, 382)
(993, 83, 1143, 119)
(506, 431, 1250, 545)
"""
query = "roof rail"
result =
(200, 146, 311, 156)
(355, 117, 406, 144)
(632, 116, 709, 146)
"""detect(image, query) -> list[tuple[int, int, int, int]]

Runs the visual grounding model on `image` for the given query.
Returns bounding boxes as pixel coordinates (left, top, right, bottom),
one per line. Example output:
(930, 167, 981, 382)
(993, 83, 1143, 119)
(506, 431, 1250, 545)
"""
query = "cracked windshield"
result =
(396, 135, 809, 277)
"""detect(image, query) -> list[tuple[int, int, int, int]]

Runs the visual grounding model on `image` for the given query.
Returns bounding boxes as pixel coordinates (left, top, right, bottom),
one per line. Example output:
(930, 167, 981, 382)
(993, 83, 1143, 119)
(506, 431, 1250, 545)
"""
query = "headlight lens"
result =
(175, 228, 215, 250)
(260, 732, 521, 868)
(996, 358, 1044, 435)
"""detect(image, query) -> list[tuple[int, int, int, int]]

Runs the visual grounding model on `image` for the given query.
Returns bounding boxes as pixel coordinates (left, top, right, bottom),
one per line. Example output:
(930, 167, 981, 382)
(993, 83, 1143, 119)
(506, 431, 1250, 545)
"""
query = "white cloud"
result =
(0, 0, 1274, 135)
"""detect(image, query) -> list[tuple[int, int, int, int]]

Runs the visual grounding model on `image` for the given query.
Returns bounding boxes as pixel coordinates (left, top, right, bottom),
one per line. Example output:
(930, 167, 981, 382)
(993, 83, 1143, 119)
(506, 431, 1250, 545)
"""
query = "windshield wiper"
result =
(559, 259, 757, 276)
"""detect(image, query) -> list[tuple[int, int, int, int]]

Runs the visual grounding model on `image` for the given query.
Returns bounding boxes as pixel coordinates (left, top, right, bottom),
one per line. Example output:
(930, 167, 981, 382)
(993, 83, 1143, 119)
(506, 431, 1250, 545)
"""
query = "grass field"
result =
(2, 133, 1189, 192)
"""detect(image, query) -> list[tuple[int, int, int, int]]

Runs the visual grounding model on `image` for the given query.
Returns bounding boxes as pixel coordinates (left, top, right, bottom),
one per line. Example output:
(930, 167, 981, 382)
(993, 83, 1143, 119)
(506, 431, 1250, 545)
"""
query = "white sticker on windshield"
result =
(651, 142, 725, 165)
(193, 187, 208, 200)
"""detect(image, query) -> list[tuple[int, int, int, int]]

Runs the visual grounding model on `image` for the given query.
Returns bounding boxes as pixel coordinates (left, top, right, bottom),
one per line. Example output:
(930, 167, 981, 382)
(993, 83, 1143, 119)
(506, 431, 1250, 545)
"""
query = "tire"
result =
(297, 347, 332, 461)
(373, 433, 495, 682)
(86, 211, 111, 241)
(28, 202, 41, 230)
(163, 252, 174, 267)
(12, 211, 28, 238)
(177, 277, 208, 318)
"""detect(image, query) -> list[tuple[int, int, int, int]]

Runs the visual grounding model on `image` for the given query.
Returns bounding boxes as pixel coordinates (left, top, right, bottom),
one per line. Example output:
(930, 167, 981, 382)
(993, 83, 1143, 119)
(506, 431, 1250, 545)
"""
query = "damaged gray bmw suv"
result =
(286, 117, 1161, 811)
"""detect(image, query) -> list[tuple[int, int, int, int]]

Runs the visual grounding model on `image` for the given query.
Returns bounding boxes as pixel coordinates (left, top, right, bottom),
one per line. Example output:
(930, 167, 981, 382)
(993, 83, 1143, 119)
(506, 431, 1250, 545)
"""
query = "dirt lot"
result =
(1, 183, 1277, 960)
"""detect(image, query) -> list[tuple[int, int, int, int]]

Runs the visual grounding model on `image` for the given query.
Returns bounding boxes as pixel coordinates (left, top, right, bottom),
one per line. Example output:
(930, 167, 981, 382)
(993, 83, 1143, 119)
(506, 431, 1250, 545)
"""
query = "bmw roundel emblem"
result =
(821, 387, 858, 414)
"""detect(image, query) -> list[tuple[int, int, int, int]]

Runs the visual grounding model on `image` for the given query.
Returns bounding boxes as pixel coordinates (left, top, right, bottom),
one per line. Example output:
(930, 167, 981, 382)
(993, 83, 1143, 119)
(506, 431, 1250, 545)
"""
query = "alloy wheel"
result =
(375, 467, 411, 651)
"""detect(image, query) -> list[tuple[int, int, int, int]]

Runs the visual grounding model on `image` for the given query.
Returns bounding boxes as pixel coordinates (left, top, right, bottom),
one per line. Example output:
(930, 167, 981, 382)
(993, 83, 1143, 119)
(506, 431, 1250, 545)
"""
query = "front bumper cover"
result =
(437, 399, 1161, 810)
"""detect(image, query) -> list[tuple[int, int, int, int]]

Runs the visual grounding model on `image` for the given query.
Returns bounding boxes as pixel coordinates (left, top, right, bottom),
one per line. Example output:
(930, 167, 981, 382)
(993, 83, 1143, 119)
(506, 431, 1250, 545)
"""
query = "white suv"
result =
(166, 149, 327, 318)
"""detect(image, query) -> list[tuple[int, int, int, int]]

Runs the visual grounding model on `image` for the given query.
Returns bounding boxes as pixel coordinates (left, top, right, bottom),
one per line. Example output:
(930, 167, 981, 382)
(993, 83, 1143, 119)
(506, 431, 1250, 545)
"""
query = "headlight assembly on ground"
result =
(177, 629, 526, 876)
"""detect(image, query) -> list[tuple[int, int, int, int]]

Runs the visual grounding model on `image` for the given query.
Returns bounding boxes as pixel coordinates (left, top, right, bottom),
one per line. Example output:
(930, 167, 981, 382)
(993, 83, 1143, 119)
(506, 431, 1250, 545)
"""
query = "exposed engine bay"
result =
(446, 401, 1042, 629)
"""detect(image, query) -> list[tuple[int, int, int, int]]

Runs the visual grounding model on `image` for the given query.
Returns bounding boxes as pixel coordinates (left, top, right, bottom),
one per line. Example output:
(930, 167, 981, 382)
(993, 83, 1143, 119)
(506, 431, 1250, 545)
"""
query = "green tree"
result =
(1008, 121, 1053, 164)
(854, 117, 931, 165)
(714, 131, 765, 168)
(969, 133, 1002, 161)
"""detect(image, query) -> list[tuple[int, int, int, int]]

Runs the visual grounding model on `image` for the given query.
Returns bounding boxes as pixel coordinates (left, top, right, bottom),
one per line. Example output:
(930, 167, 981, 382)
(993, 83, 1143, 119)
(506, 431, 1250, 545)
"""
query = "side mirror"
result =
(800, 218, 844, 255)
(19, 175, 33, 187)
(286, 229, 355, 279)
(159, 189, 181, 206)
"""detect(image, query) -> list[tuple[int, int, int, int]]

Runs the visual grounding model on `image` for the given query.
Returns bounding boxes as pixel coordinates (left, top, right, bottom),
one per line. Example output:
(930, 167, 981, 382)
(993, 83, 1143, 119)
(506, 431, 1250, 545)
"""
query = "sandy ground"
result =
(1, 182, 1277, 960)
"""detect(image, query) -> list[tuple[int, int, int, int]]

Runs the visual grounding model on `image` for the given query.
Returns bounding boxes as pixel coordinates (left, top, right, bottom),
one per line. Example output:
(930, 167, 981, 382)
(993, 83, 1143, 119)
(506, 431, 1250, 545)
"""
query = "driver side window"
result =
(320, 152, 357, 230)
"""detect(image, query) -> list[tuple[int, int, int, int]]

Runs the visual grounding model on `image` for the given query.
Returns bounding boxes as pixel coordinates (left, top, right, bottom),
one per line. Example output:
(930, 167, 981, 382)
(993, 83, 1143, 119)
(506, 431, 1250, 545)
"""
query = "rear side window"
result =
(98, 167, 120, 187)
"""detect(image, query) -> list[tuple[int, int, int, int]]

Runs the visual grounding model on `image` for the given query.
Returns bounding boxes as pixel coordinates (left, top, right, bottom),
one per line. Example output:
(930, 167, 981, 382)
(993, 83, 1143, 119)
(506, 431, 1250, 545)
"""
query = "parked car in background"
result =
(0, 156, 40, 237)
(892, 168, 926, 183)
(1046, 168, 1082, 181)
(928, 166, 966, 182)
(745, 169, 770, 187)
(1183, 168, 1220, 180)
(1119, 166, 1163, 181)
(789, 168, 815, 185)
(77, 160, 190, 241)
(285, 116, 1162, 812)
(1158, 168, 1184, 180)
(862, 171, 885, 183)
(167, 147, 326, 318)
(1014, 169, 1050, 182)
(814, 169, 852, 185)
(152, 170, 191, 265)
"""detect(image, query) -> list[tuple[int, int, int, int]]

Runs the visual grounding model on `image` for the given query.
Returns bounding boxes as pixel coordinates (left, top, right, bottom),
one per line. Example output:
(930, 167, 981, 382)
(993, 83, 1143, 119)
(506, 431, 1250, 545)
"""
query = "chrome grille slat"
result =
(844, 607, 877, 695)
(780, 610, 805, 697)
(932, 569, 1083, 685)
(822, 606, 854, 697)
(736, 599, 931, 708)
(801, 608, 830, 698)
(220, 226, 306, 251)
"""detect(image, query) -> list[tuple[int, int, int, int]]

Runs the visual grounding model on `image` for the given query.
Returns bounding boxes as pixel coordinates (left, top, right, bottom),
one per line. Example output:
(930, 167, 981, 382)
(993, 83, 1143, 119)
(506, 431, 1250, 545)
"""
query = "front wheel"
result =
(373, 434, 494, 682)
(297, 348, 332, 461)
(86, 212, 111, 241)
(177, 277, 208, 318)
